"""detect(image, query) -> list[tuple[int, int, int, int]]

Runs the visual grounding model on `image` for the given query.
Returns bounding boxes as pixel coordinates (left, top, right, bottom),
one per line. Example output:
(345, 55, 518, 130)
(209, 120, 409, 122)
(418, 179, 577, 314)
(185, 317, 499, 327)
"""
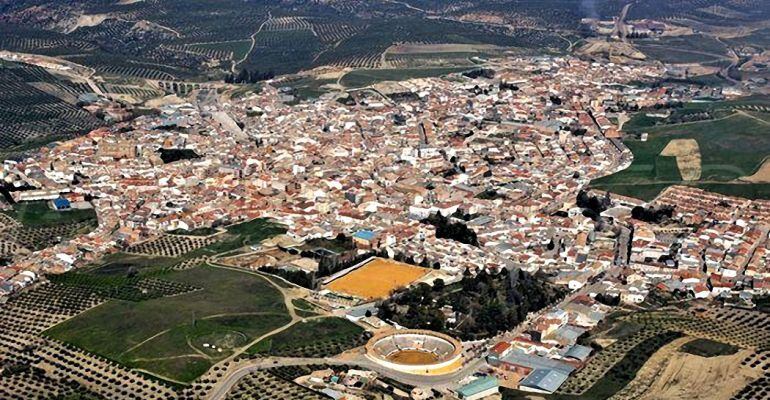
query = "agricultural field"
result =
(3, 200, 96, 227)
(225, 369, 327, 400)
(0, 201, 98, 251)
(591, 97, 770, 200)
(0, 0, 581, 84)
(0, 61, 104, 152)
(0, 282, 180, 399)
(340, 67, 471, 88)
(45, 264, 292, 383)
(633, 34, 730, 65)
(325, 257, 429, 300)
(126, 233, 221, 257)
(247, 317, 370, 358)
(509, 304, 770, 400)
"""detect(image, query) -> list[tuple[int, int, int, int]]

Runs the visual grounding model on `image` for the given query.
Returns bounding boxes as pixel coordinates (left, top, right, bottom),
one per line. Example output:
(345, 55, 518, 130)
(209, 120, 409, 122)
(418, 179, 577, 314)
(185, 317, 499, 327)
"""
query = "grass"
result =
(180, 218, 286, 258)
(45, 264, 291, 383)
(292, 298, 321, 317)
(90, 252, 179, 275)
(302, 237, 355, 254)
(3, 201, 96, 227)
(592, 103, 770, 200)
(680, 338, 739, 357)
(280, 76, 338, 102)
(340, 66, 472, 88)
(246, 317, 366, 357)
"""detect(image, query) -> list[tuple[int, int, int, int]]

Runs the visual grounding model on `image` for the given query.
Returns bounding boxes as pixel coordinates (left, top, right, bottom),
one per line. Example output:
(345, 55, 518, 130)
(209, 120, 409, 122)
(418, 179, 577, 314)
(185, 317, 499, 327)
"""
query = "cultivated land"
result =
(325, 257, 429, 300)
(45, 264, 291, 383)
(3, 200, 96, 227)
(340, 67, 472, 88)
(247, 317, 368, 358)
(592, 97, 770, 200)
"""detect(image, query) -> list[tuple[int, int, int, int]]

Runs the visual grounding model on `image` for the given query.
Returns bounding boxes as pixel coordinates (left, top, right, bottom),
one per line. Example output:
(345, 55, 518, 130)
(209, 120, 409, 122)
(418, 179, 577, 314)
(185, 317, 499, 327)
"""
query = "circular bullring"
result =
(365, 330, 463, 375)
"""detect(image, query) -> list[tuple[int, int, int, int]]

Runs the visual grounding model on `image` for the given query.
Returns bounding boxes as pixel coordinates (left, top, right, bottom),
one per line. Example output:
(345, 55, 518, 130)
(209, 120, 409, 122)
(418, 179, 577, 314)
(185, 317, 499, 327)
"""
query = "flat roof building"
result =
(456, 376, 499, 400)
(519, 368, 570, 394)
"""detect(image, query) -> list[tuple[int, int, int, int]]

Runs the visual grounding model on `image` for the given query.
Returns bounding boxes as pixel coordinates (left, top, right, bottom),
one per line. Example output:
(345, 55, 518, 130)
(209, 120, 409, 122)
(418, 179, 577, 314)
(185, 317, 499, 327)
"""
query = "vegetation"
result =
(680, 338, 739, 357)
(592, 97, 770, 200)
(4, 200, 96, 227)
(45, 264, 291, 383)
(421, 212, 479, 246)
(0, 62, 104, 151)
(157, 148, 200, 164)
(631, 205, 674, 223)
(379, 268, 565, 340)
(247, 317, 369, 357)
(340, 67, 470, 88)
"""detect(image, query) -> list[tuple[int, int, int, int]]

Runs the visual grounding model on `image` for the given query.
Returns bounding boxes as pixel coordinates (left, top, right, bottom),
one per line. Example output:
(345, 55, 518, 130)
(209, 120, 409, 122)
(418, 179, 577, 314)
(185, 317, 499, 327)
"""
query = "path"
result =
(614, 2, 633, 42)
(383, 0, 426, 13)
(737, 109, 770, 126)
(715, 36, 741, 85)
(121, 328, 172, 356)
(232, 11, 272, 73)
(208, 352, 487, 400)
(206, 262, 302, 358)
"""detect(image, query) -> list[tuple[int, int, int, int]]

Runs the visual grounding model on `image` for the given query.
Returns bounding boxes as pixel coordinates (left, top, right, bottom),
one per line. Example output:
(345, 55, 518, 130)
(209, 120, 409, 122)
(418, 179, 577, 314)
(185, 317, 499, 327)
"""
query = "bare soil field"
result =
(739, 158, 770, 183)
(577, 39, 646, 60)
(637, 341, 760, 400)
(660, 139, 702, 181)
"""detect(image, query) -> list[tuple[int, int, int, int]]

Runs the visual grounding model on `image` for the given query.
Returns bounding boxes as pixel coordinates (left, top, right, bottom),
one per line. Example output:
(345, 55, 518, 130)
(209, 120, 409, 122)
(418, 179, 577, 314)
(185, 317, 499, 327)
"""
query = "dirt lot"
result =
(577, 39, 646, 60)
(325, 258, 428, 300)
(637, 342, 760, 399)
(660, 139, 702, 181)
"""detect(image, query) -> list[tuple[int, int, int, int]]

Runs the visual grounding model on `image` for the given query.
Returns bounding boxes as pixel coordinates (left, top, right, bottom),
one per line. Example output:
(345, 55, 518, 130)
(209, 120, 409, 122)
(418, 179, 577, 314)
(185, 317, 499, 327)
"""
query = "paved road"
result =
(207, 354, 487, 399)
(614, 3, 632, 42)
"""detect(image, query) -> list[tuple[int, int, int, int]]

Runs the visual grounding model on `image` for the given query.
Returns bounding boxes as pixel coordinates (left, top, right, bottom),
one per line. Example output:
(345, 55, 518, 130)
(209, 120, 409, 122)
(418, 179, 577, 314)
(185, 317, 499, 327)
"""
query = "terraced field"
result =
(0, 62, 104, 151)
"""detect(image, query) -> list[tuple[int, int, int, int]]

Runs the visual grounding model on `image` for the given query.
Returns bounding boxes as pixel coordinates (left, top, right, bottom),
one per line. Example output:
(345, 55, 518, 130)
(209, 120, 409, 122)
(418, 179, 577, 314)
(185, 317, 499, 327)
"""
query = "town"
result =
(1, 55, 769, 400)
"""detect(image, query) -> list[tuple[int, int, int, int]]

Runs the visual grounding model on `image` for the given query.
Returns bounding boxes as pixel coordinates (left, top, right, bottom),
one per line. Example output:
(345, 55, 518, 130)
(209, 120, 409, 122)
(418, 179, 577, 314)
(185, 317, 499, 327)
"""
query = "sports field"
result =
(326, 258, 429, 300)
(388, 350, 439, 365)
(45, 265, 291, 383)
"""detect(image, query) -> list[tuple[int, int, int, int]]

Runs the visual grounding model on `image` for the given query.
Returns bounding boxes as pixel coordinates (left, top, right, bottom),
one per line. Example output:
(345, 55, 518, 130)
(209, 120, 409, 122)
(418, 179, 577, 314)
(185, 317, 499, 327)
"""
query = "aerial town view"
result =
(0, 0, 770, 399)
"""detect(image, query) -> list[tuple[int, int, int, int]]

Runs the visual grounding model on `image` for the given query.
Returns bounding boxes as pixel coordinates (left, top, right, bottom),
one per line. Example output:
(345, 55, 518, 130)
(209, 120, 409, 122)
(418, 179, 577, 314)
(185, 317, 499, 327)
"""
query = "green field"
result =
(183, 218, 286, 258)
(45, 265, 291, 383)
(247, 317, 367, 358)
(725, 28, 770, 49)
(592, 99, 770, 200)
(634, 35, 729, 64)
(3, 200, 97, 227)
(340, 67, 472, 88)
